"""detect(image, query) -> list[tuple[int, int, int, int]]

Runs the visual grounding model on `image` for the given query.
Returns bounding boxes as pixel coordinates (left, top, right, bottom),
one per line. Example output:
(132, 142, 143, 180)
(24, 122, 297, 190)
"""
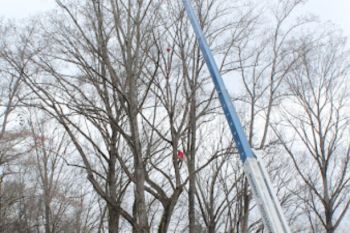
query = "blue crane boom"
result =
(182, 1, 292, 232)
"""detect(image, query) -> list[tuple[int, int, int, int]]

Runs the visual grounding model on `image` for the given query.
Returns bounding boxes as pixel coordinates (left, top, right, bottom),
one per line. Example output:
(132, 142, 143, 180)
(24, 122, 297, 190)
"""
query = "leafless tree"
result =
(2, 0, 350, 232)
(25, 112, 80, 233)
(18, 0, 242, 232)
(224, 0, 311, 231)
(0, 20, 32, 232)
(276, 32, 350, 233)
(3, 0, 166, 232)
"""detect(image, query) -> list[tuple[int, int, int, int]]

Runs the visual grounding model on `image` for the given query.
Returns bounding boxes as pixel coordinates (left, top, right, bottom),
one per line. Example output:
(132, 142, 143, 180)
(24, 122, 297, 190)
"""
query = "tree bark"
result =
(188, 75, 197, 233)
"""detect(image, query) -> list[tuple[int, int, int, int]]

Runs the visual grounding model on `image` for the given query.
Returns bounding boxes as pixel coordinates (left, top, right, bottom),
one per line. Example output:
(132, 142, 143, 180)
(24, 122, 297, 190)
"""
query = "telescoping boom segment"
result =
(182, 1, 291, 232)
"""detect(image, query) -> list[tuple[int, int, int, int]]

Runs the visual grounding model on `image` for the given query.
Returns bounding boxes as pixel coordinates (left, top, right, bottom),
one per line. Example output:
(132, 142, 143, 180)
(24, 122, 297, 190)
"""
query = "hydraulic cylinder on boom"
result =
(182, 1, 292, 232)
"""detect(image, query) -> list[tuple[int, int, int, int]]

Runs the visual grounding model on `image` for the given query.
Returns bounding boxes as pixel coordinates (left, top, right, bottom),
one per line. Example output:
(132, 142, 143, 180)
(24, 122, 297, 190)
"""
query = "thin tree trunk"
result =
(128, 72, 149, 232)
(108, 146, 119, 233)
(241, 179, 250, 233)
(44, 193, 51, 233)
(188, 77, 197, 233)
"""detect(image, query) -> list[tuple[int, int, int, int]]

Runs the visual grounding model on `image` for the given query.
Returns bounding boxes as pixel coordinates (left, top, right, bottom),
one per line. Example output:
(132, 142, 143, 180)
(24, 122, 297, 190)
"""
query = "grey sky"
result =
(304, 0, 350, 37)
(0, 0, 55, 18)
(0, 0, 349, 38)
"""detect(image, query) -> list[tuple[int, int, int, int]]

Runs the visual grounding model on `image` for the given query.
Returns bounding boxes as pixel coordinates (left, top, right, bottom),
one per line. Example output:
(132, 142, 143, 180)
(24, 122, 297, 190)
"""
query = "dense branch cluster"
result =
(0, 0, 349, 233)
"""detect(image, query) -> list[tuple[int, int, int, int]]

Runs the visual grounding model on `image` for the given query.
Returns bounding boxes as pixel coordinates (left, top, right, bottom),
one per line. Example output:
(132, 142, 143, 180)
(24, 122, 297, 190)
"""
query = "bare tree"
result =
(277, 32, 350, 233)
(224, 0, 311, 231)
(26, 112, 78, 233)
(0, 20, 32, 232)
(19, 0, 242, 232)
(3, 0, 350, 232)
(3, 0, 163, 232)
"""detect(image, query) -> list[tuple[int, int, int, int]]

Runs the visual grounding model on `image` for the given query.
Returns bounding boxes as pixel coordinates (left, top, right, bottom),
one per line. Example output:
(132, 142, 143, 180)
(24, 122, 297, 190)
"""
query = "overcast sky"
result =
(0, 0, 349, 38)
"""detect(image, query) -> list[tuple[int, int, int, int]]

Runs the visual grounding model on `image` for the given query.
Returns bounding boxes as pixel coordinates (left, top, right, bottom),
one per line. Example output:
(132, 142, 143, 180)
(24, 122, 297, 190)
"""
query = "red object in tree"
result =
(166, 47, 171, 53)
(177, 150, 185, 159)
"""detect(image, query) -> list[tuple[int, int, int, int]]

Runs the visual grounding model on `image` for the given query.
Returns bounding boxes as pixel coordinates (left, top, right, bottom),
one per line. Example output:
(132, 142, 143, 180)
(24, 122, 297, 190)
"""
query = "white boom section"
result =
(244, 155, 291, 233)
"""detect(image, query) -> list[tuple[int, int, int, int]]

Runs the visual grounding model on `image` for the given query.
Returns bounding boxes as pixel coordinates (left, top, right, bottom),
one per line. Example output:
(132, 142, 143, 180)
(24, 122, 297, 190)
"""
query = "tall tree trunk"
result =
(240, 179, 250, 233)
(323, 174, 334, 233)
(107, 147, 119, 233)
(128, 72, 149, 233)
(188, 77, 197, 233)
(208, 222, 216, 233)
(43, 157, 51, 233)
(157, 193, 181, 233)
(107, 206, 119, 233)
(44, 192, 51, 233)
